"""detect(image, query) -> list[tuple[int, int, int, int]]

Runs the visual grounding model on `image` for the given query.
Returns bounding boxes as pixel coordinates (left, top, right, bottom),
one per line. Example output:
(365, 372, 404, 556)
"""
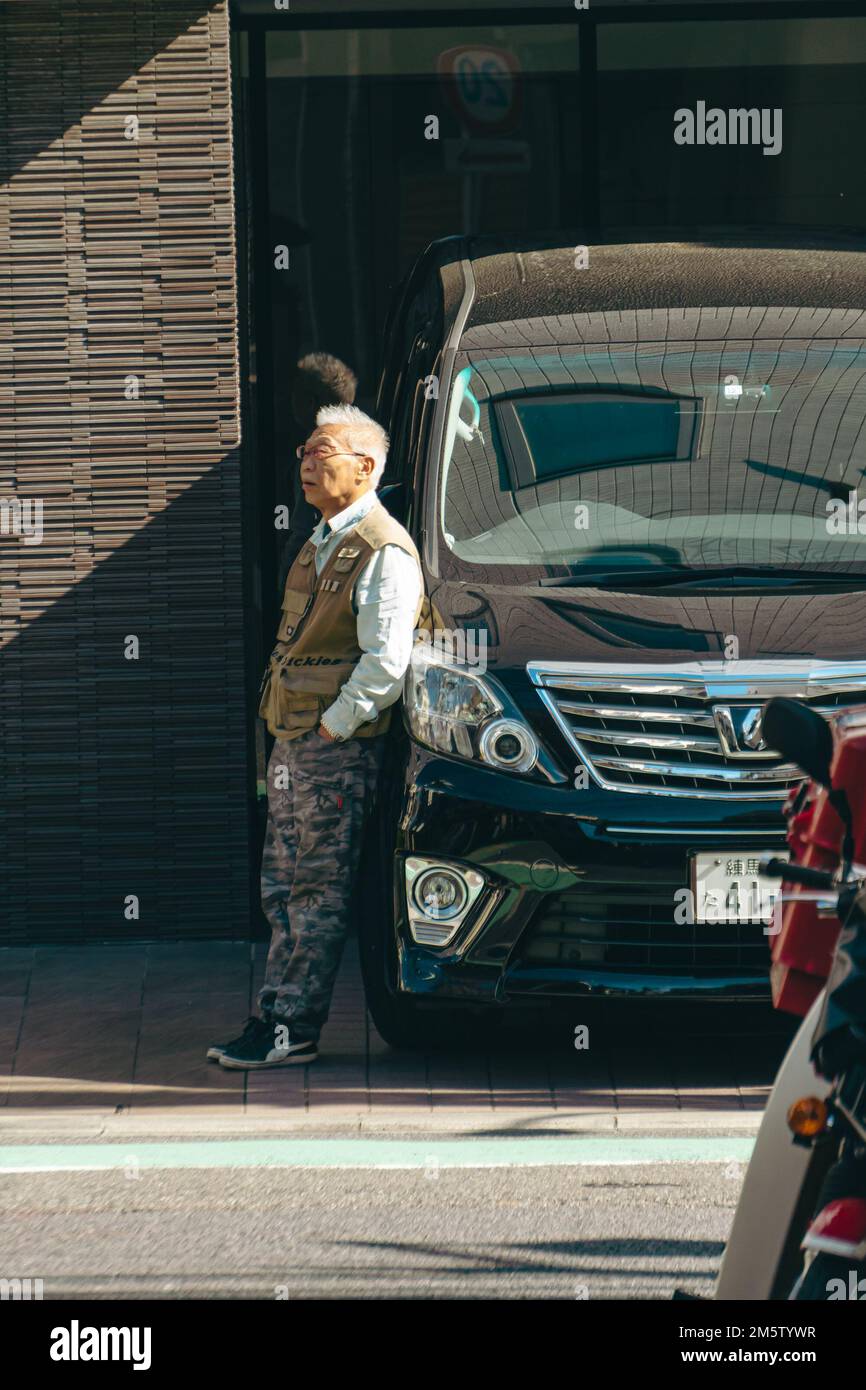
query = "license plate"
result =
(690, 851, 785, 924)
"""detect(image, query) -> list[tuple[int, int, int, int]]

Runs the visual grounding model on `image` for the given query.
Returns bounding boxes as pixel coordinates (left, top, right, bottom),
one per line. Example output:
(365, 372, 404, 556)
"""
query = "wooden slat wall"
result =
(0, 1, 251, 942)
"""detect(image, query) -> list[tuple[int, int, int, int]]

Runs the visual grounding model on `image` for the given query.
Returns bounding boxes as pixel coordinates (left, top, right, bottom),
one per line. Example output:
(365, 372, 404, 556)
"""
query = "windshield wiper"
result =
(538, 566, 866, 590)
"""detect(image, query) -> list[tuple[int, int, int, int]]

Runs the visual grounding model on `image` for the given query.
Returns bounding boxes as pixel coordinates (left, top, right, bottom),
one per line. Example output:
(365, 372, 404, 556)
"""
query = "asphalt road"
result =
(1, 1152, 745, 1300)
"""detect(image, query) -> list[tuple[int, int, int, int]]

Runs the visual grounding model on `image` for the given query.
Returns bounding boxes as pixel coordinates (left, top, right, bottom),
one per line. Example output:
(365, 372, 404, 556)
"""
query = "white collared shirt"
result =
(309, 490, 422, 740)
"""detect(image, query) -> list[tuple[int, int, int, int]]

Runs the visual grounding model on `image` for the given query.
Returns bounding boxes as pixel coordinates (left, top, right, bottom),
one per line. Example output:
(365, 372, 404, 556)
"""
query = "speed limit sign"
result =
(437, 45, 523, 134)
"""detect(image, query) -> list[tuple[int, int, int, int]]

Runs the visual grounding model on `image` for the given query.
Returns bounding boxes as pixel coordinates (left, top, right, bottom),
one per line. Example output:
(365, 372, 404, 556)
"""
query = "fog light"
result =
(479, 718, 538, 773)
(403, 856, 490, 948)
(414, 867, 467, 921)
(787, 1095, 828, 1138)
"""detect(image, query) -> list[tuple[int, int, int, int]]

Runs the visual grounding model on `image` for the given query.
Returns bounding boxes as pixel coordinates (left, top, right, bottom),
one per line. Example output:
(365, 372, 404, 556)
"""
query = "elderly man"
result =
(209, 404, 423, 1068)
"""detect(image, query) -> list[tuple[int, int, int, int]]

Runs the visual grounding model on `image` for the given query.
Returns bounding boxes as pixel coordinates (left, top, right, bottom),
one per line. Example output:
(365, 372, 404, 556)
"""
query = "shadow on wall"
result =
(0, 1, 220, 183)
(2, 464, 257, 945)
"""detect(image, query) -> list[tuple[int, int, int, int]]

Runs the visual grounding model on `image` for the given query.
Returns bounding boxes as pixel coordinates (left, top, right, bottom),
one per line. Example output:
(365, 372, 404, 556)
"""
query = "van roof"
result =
(436, 230, 866, 336)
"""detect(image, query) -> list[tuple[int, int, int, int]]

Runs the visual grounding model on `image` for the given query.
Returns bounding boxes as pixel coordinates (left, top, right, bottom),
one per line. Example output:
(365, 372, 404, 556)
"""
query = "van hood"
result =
(426, 579, 866, 667)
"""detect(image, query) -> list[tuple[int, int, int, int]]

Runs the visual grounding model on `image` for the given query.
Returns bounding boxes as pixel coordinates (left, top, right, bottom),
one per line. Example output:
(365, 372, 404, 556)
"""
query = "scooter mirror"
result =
(761, 697, 834, 786)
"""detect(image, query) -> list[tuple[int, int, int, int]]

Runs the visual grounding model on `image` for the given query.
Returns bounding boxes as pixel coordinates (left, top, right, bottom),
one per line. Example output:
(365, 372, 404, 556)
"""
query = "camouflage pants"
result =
(258, 728, 385, 1040)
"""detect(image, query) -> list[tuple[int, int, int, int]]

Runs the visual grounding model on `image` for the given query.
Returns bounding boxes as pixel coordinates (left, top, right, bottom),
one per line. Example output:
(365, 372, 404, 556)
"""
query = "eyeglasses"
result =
(295, 443, 371, 463)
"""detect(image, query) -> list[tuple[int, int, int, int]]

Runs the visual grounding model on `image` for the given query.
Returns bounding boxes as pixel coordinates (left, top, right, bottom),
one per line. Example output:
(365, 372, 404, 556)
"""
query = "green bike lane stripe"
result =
(0, 1136, 755, 1173)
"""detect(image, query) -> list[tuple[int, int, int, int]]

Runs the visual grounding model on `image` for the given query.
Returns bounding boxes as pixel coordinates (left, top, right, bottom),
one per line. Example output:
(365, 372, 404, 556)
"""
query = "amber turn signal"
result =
(786, 1096, 828, 1138)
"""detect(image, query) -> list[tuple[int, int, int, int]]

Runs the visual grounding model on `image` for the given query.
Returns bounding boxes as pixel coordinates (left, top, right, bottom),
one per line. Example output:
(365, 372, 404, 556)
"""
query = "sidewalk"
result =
(0, 939, 773, 1140)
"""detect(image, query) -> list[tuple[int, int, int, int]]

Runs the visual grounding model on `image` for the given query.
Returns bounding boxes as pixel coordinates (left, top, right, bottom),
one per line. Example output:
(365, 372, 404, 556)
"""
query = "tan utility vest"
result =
(258, 501, 425, 741)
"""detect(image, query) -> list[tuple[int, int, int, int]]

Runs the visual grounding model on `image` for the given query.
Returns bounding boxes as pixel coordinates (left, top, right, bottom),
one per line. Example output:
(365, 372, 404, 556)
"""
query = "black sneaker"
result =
(206, 1016, 270, 1063)
(218, 1021, 318, 1070)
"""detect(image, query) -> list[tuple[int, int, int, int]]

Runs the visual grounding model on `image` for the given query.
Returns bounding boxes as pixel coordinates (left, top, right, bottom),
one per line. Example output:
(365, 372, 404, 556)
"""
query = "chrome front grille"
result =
(528, 660, 866, 799)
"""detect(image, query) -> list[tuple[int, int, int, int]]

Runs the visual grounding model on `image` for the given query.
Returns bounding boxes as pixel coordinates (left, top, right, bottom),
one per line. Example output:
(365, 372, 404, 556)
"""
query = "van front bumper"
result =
(392, 753, 787, 1006)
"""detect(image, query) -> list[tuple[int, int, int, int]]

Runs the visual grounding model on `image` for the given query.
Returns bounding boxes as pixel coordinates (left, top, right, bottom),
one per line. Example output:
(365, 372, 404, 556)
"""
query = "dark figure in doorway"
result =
(277, 352, 358, 592)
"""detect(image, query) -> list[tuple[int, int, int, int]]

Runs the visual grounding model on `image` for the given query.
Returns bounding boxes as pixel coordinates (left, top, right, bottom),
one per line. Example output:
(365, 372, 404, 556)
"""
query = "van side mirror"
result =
(761, 697, 833, 787)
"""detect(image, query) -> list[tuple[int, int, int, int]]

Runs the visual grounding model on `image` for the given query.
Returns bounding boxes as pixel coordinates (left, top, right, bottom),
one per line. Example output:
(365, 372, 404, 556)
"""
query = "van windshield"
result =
(436, 344, 866, 580)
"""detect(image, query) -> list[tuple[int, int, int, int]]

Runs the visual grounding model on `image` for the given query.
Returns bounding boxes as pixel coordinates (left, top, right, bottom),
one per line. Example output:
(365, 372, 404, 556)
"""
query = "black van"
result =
(361, 231, 866, 1048)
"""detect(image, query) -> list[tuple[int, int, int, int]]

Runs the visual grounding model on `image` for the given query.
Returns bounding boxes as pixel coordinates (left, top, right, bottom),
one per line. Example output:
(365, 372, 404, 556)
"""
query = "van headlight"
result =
(404, 645, 500, 758)
(404, 643, 539, 774)
(479, 718, 538, 774)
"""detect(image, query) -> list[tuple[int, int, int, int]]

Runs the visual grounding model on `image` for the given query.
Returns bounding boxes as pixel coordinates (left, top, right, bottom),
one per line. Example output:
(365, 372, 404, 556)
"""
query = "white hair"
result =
(315, 403, 389, 487)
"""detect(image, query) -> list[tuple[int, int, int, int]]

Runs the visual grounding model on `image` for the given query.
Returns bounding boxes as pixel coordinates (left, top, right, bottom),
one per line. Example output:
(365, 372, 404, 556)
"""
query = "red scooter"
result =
(716, 697, 866, 1301)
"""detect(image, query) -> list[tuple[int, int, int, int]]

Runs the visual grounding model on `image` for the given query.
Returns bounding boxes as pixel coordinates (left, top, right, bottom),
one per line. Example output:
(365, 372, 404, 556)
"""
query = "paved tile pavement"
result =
(0, 939, 785, 1138)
